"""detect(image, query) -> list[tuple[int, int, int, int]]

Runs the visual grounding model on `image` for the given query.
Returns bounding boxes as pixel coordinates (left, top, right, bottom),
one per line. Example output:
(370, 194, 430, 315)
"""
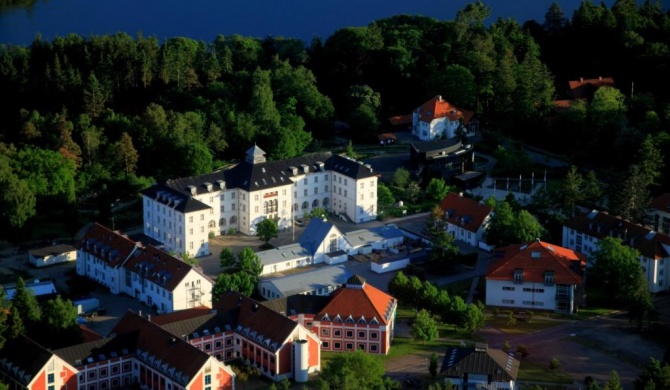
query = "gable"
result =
(439, 192, 493, 233)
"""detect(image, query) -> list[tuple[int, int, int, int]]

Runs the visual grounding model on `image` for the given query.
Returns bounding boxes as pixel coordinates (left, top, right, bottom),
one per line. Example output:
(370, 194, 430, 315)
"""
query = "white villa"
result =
(141, 145, 379, 257)
(412, 95, 475, 141)
(76, 223, 213, 313)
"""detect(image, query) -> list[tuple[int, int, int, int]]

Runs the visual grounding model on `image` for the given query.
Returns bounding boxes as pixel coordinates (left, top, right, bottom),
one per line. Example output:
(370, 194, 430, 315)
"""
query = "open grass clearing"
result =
(517, 359, 574, 385)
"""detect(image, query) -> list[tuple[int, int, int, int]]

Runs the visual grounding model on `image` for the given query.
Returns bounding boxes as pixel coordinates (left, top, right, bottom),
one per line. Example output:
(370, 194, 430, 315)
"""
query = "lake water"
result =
(0, 0, 667, 46)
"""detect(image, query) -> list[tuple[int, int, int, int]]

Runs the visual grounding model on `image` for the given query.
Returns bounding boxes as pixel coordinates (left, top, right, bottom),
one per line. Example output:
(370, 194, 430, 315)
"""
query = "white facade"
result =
(143, 147, 379, 257)
(76, 249, 126, 294)
(413, 115, 461, 141)
(449, 378, 515, 390)
(485, 279, 574, 312)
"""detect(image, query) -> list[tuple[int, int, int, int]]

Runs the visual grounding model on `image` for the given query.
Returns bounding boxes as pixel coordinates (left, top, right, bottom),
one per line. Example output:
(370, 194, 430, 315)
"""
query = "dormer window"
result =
(513, 269, 524, 284)
(346, 315, 355, 323)
(544, 270, 555, 286)
(531, 251, 541, 259)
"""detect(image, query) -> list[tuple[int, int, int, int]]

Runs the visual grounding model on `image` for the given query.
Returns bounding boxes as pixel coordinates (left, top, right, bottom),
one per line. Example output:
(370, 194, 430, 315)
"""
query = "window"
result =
(205, 343, 212, 351)
(502, 299, 515, 304)
(314, 187, 318, 194)
(370, 332, 378, 339)
(302, 201, 308, 210)
(544, 270, 555, 286)
(346, 343, 353, 350)
(189, 228, 193, 235)
(200, 226, 205, 233)
(200, 214, 204, 221)
(48, 373, 54, 383)
(323, 341, 329, 348)
(359, 344, 365, 351)
(344, 179, 348, 186)
(304, 178, 308, 184)
(514, 269, 523, 284)
(344, 190, 347, 197)
(334, 330, 341, 337)
(304, 189, 308, 197)
(358, 331, 365, 338)
(345, 330, 353, 338)
(205, 375, 211, 385)
(322, 329, 329, 336)
(216, 340, 222, 349)
(100, 368, 107, 377)
(370, 344, 378, 352)
(189, 216, 193, 223)
(254, 194, 259, 201)
(334, 342, 341, 349)
(88, 372, 96, 380)
(502, 286, 515, 291)
(523, 288, 545, 293)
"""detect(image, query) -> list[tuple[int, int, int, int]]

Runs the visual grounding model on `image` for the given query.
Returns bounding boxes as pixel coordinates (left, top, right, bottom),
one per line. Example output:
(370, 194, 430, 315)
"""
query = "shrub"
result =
(503, 340, 511, 353)
(227, 227, 237, 235)
(506, 311, 517, 326)
(550, 357, 560, 370)
(208, 231, 216, 239)
(516, 345, 529, 358)
(492, 308, 500, 317)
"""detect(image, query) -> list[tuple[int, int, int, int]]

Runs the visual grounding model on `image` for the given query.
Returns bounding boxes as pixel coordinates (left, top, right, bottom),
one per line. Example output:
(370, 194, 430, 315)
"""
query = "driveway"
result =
(479, 313, 662, 389)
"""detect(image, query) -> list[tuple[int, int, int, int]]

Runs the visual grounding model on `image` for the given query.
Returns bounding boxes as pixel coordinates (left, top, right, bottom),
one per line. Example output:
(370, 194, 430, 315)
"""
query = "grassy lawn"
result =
(486, 313, 567, 335)
(517, 359, 574, 384)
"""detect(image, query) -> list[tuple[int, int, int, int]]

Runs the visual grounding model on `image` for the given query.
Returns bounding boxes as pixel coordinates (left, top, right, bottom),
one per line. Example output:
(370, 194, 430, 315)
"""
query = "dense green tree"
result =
(212, 272, 256, 300)
(430, 64, 477, 108)
(591, 237, 644, 303)
(589, 87, 627, 128)
(461, 302, 486, 335)
(604, 370, 624, 390)
(237, 247, 263, 277)
(39, 295, 81, 348)
(405, 181, 421, 203)
(113, 132, 139, 176)
(12, 147, 76, 203)
(11, 277, 40, 326)
(305, 207, 328, 220)
(425, 178, 450, 204)
(256, 218, 278, 246)
(377, 183, 395, 210)
(220, 248, 236, 269)
(486, 201, 544, 246)
(634, 358, 670, 390)
(392, 167, 410, 189)
(319, 350, 386, 390)
(82, 73, 108, 118)
(0, 172, 36, 229)
(544, 2, 568, 35)
(6, 306, 25, 340)
(388, 271, 409, 302)
(412, 309, 439, 343)
(429, 352, 439, 377)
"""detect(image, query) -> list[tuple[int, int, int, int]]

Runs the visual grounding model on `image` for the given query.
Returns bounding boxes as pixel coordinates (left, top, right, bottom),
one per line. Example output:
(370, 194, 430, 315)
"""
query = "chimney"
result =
(147, 314, 151, 321)
(437, 95, 442, 102)
(599, 76, 602, 80)
(580, 77, 584, 83)
(139, 310, 142, 317)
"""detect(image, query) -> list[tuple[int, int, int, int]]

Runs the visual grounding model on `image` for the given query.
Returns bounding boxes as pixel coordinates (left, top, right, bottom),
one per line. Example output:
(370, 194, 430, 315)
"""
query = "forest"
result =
(0, 0, 669, 242)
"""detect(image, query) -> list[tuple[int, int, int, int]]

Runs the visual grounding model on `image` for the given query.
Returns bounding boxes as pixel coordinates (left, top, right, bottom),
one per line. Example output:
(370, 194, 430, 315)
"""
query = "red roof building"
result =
(486, 240, 585, 313)
(439, 192, 494, 251)
(154, 292, 322, 383)
(568, 77, 615, 100)
(411, 95, 476, 141)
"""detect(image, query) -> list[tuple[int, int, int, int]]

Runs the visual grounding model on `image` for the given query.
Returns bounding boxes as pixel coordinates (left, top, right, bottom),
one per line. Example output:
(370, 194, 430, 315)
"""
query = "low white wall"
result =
(371, 258, 409, 274)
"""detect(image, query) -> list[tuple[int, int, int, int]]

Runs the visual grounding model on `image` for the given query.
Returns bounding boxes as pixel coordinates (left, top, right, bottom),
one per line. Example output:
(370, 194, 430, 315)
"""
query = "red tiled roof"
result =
(377, 133, 396, 141)
(568, 77, 614, 91)
(78, 223, 138, 268)
(112, 311, 211, 383)
(122, 245, 199, 292)
(553, 99, 573, 111)
(564, 210, 670, 260)
(651, 193, 670, 213)
(316, 275, 396, 325)
(486, 240, 585, 286)
(388, 115, 412, 126)
(439, 192, 493, 233)
(415, 95, 466, 124)
(215, 292, 299, 347)
(151, 307, 213, 326)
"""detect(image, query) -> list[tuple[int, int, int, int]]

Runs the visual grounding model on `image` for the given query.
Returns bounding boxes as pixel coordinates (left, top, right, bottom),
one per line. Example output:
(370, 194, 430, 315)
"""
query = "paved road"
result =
(479, 313, 662, 389)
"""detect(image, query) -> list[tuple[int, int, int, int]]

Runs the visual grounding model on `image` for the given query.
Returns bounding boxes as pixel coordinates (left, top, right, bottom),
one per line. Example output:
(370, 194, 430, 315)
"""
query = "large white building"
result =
(563, 209, 670, 293)
(141, 145, 379, 257)
(486, 240, 586, 314)
(77, 223, 214, 313)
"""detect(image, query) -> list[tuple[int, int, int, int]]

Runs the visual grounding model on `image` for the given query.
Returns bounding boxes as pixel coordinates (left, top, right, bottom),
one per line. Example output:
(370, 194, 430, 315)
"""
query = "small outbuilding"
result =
(28, 244, 76, 268)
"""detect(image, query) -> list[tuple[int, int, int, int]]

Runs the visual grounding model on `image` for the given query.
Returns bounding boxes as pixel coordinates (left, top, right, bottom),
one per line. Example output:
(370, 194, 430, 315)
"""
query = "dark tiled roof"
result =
(564, 210, 670, 260)
(326, 154, 378, 180)
(159, 310, 239, 341)
(0, 335, 54, 385)
(486, 240, 585, 285)
(111, 311, 212, 385)
(123, 245, 207, 292)
(214, 292, 299, 350)
(387, 115, 412, 126)
(440, 346, 519, 381)
(78, 223, 138, 268)
(439, 192, 493, 233)
(29, 244, 76, 258)
(411, 138, 462, 154)
(55, 333, 136, 368)
(140, 183, 211, 213)
(262, 295, 331, 316)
